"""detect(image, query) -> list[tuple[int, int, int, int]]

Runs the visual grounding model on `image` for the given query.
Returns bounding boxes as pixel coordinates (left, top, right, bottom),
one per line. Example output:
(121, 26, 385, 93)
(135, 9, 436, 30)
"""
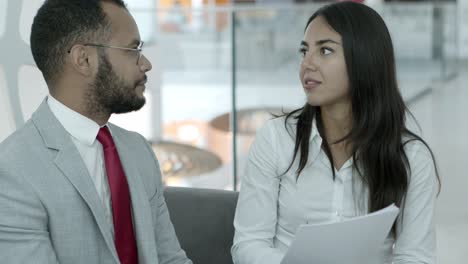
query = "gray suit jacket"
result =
(0, 100, 192, 264)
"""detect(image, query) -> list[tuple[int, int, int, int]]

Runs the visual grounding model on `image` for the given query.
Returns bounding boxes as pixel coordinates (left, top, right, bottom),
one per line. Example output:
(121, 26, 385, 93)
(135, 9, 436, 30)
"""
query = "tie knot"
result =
(96, 126, 115, 149)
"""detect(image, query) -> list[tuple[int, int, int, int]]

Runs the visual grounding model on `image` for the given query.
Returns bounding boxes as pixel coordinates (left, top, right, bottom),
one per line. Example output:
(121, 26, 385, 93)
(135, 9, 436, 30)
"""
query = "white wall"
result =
(0, 66, 16, 142)
(459, 0, 468, 58)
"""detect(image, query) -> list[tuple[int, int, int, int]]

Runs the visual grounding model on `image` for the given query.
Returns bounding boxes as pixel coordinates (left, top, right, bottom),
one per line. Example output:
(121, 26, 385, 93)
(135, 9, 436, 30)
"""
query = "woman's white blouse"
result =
(231, 117, 438, 264)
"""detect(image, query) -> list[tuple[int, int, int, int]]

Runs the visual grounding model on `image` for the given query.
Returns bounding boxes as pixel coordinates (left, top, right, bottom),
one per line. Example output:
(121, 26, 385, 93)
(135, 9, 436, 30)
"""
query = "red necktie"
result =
(97, 126, 138, 264)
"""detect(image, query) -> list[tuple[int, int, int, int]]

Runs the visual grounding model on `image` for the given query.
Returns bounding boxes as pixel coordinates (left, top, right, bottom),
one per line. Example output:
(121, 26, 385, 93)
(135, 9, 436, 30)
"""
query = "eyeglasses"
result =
(70, 41, 145, 65)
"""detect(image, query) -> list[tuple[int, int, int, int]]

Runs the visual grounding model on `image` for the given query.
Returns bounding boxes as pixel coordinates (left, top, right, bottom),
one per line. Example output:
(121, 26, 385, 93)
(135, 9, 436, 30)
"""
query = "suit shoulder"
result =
(0, 120, 38, 160)
(107, 123, 151, 154)
(108, 123, 146, 141)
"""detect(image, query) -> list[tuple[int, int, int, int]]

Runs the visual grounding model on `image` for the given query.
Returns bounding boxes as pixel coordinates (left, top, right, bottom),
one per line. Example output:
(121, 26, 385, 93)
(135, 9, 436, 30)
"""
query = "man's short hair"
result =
(30, 0, 127, 84)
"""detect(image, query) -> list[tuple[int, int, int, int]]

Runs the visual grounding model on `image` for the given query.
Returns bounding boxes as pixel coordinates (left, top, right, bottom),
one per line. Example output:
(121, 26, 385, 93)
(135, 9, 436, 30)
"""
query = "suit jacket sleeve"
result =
(139, 135, 192, 264)
(0, 158, 59, 264)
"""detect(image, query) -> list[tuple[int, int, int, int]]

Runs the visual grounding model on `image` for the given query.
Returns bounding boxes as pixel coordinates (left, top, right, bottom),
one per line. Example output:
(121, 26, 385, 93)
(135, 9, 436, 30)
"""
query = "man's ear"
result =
(68, 45, 96, 77)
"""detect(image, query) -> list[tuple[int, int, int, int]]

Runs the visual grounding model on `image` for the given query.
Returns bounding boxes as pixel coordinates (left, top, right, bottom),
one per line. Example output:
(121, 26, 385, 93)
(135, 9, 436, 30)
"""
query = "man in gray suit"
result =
(0, 1, 192, 263)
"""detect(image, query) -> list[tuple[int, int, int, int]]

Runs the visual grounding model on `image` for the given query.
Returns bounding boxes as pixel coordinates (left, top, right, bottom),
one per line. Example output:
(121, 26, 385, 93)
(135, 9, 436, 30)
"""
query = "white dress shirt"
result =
(232, 116, 437, 264)
(47, 95, 115, 237)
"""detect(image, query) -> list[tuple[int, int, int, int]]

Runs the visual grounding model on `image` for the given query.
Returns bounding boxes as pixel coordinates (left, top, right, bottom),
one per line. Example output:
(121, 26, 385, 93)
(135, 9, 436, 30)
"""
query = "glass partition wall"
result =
(149, 2, 458, 191)
(0, 1, 458, 191)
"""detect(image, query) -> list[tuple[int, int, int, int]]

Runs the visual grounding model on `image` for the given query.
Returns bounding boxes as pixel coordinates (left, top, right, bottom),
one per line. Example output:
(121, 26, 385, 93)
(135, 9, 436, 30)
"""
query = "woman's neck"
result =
(320, 103, 352, 143)
(319, 104, 353, 170)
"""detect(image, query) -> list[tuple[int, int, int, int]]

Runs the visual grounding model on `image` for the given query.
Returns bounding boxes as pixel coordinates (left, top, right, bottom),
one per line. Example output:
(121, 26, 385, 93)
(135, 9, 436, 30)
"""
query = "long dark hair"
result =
(283, 2, 440, 228)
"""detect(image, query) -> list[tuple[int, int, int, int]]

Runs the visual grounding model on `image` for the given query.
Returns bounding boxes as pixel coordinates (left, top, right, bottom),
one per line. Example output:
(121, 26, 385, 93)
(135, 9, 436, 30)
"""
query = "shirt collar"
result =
(284, 113, 320, 143)
(47, 95, 103, 146)
(288, 113, 353, 171)
(310, 118, 320, 143)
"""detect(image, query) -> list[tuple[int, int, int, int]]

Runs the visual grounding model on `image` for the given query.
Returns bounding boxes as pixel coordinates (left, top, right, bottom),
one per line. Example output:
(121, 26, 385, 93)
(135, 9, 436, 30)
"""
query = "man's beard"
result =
(88, 52, 146, 115)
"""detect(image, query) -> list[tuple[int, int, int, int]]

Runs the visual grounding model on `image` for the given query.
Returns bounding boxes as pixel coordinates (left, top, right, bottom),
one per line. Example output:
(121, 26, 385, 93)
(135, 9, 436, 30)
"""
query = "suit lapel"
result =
(54, 148, 120, 263)
(111, 128, 159, 264)
(31, 99, 120, 263)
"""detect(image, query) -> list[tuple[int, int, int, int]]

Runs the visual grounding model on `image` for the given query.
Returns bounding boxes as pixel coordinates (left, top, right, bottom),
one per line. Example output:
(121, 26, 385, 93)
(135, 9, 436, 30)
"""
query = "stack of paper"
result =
(281, 204, 400, 264)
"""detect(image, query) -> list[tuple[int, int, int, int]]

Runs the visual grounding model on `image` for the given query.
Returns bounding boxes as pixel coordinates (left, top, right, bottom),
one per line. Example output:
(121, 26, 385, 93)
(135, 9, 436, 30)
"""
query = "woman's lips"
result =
(303, 78, 322, 90)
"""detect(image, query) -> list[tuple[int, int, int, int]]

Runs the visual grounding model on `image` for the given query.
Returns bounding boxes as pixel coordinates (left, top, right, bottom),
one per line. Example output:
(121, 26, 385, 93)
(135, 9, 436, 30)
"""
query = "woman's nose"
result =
(302, 54, 318, 71)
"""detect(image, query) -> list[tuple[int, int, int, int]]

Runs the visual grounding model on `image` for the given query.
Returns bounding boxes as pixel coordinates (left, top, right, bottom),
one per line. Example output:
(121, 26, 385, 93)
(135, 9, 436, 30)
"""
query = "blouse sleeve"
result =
(231, 121, 285, 264)
(393, 141, 438, 264)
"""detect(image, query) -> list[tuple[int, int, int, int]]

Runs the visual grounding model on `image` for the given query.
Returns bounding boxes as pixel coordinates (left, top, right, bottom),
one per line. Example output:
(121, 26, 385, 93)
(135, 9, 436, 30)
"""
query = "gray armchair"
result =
(164, 187, 239, 264)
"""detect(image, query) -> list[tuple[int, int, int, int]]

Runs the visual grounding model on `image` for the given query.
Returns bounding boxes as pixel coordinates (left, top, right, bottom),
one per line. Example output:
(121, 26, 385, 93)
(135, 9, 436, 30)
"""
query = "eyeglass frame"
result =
(67, 41, 145, 65)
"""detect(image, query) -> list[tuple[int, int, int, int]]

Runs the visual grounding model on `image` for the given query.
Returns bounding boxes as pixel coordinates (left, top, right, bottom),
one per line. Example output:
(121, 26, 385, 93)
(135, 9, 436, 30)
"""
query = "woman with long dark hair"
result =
(231, 2, 440, 264)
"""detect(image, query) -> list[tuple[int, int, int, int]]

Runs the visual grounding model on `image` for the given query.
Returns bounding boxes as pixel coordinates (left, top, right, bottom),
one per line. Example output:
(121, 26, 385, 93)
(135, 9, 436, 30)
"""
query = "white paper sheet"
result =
(281, 204, 400, 264)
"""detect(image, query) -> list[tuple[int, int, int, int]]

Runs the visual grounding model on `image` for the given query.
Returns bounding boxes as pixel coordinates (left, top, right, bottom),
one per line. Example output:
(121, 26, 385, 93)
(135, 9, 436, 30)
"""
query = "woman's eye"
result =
(321, 47, 333, 55)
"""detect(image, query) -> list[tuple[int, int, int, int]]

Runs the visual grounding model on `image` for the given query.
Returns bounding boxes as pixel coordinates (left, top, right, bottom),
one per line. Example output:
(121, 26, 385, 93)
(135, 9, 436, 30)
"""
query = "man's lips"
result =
(136, 76, 147, 86)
